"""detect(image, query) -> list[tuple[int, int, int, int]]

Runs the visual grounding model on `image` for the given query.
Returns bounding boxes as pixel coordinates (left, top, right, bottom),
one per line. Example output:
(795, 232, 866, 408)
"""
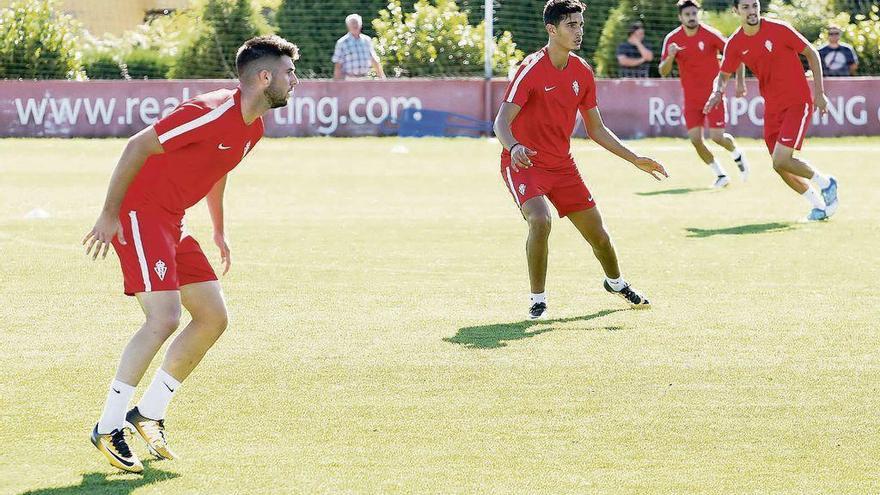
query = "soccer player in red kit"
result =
(660, 0, 750, 187)
(705, 0, 839, 221)
(495, 0, 668, 320)
(82, 35, 299, 473)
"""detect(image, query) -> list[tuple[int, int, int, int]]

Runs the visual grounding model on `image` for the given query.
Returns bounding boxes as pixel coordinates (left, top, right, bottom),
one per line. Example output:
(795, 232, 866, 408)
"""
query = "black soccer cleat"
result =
(90, 424, 144, 473)
(604, 280, 651, 309)
(528, 302, 547, 320)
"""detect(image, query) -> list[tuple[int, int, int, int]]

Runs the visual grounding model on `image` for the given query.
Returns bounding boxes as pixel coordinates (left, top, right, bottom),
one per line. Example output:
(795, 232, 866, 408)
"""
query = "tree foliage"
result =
(0, 0, 83, 79)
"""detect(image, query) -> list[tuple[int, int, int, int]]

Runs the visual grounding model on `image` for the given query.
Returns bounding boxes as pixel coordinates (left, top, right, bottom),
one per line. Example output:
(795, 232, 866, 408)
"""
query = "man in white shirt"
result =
(332, 14, 386, 80)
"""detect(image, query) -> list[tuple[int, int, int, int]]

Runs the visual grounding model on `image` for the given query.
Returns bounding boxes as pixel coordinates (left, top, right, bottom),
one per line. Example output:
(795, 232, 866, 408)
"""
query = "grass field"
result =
(1, 136, 879, 494)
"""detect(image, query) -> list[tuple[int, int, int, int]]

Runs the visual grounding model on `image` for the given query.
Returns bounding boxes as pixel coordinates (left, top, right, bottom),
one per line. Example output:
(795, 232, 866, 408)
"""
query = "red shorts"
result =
(764, 102, 813, 153)
(501, 159, 596, 217)
(684, 98, 726, 130)
(112, 210, 217, 296)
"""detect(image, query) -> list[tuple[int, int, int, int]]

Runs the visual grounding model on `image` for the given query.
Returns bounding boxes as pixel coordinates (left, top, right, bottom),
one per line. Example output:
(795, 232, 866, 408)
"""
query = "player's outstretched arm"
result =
(83, 126, 163, 260)
(582, 107, 668, 181)
(207, 175, 231, 275)
(493, 102, 537, 172)
(703, 71, 732, 114)
(802, 45, 829, 113)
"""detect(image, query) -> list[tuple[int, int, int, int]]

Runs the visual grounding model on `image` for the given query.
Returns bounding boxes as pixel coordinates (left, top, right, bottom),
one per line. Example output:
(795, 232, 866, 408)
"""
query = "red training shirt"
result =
(720, 18, 812, 111)
(661, 24, 726, 105)
(501, 47, 598, 169)
(122, 88, 264, 217)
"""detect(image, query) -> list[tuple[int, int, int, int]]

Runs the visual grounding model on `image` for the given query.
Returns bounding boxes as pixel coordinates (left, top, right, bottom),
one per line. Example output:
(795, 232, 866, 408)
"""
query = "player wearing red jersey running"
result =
(495, 0, 668, 320)
(705, 0, 839, 221)
(82, 36, 299, 473)
(660, 0, 750, 188)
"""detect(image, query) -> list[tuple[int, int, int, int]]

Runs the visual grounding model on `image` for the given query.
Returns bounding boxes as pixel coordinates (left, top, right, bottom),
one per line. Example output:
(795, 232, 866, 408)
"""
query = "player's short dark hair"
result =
(677, 0, 700, 12)
(543, 0, 585, 27)
(235, 35, 299, 76)
(628, 21, 645, 36)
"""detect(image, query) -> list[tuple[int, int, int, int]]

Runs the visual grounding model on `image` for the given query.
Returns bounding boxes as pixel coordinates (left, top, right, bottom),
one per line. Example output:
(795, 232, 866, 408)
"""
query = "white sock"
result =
(137, 368, 181, 420)
(708, 160, 726, 176)
(811, 171, 831, 189)
(529, 292, 546, 305)
(802, 187, 826, 210)
(606, 277, 627, 292)
(97, 379, 136, 434)
(731, 148, 743, 161)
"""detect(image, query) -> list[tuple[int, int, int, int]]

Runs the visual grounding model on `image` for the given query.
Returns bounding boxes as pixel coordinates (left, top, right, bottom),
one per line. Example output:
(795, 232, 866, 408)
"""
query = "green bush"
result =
(766, 0, 849, 43)
(170, 0, 264, 79)
(83, 54, 123, 79)
(593, 0, 680, 77)
(0, 0, 83, 79)
(701, 9, 742, 37)
(124, 49, 172, 79)
(372, 0, 523, 77)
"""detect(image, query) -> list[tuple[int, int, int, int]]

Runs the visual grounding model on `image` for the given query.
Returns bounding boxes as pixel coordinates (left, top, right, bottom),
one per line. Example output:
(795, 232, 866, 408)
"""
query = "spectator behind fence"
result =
(616, 22, 654, 78)
(332, 13, 386, 80)
(818, 25, 858, 76)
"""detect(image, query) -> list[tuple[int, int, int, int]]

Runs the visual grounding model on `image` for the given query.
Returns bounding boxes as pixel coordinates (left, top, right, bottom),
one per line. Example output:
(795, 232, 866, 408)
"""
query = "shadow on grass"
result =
(445, 309, 624, 349)
(19, 460, 179, 495)
(636, 187, 710, 196)
(685, 222, 794, 238)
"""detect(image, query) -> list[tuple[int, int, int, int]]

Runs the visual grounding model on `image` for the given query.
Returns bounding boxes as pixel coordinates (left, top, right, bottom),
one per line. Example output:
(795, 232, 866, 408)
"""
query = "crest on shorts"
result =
(242, 140, 252, 159)
(765, 40, 773, 52)
(154, 260, 167, 281)
(698, 41, 705, 51)
(572, 80, 580, 96)
(518, 183, 526, 195)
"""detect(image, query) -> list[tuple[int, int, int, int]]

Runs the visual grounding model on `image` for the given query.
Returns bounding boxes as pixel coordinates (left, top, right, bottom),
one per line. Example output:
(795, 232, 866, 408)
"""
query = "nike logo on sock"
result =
(164, 383, 175, 393)
(112, 388, 120, 394)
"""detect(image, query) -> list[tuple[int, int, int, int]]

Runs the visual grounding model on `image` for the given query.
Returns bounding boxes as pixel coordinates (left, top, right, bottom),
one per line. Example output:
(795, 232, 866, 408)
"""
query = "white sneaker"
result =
(712, 175, 730, 188)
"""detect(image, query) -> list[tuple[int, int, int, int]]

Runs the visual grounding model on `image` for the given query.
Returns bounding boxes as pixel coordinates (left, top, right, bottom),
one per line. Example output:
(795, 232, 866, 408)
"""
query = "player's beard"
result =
(746, 14, 759, 26)
(686, 20, 698, 29)
(265, 86, 290, 109)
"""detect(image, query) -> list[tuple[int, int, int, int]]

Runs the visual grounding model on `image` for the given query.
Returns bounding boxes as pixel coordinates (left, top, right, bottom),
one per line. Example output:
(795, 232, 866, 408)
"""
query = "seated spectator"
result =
(818, 25, 858, 76)
(616, 22, 654, 78)
(332, 14, 386, 80)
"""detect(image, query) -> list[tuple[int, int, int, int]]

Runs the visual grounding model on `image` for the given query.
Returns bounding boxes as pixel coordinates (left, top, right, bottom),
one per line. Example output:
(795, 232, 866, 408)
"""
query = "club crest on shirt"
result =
(765, 40, 773, 52)
(698, 41, 705, 51)
(154, 260, 167, 281)
(572, 80, 579, 96)
(518, 183, 526, 195)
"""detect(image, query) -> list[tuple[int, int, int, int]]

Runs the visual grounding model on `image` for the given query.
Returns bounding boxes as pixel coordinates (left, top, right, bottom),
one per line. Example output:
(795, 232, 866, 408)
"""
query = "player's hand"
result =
(667, 43, 682, 57)
(510, 143, 537, 172)
(735, 84, 747, 98)
(814, 92, 829, 114)
(213, 231, 231, 275)
(632, 156, 669, 181)
(703, 91, 723, 115)
(83, 211, 124, 261)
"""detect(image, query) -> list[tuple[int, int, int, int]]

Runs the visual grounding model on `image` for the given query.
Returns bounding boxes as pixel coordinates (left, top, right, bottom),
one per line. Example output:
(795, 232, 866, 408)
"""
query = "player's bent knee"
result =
(527, 214, 552, 237)
(772, 156, 790, 173)
(145, 312, 181, 336)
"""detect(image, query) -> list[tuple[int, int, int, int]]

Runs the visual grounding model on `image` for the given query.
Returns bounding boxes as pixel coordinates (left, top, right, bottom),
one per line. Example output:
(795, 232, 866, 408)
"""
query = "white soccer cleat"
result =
(712, 175, 730, 188)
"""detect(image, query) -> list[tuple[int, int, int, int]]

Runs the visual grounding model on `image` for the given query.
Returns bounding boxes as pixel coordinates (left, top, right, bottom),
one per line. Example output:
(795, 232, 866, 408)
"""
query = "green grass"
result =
(1, 136, 879, 493)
